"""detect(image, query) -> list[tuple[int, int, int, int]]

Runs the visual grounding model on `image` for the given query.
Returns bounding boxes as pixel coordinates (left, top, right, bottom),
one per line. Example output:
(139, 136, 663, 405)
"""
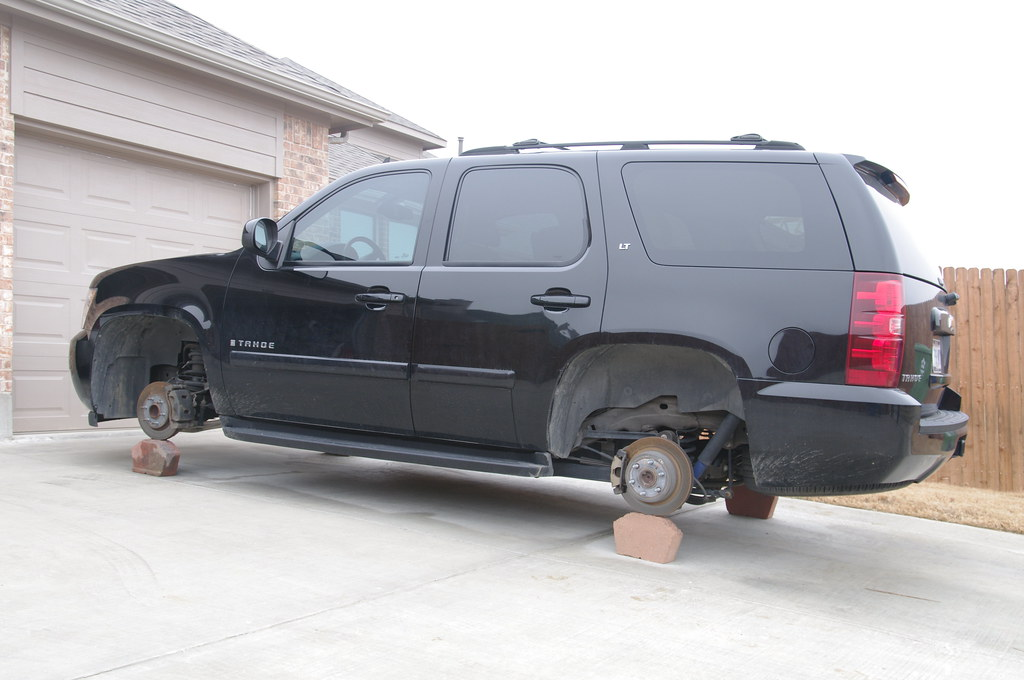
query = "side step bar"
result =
(221, 416, 554, 478)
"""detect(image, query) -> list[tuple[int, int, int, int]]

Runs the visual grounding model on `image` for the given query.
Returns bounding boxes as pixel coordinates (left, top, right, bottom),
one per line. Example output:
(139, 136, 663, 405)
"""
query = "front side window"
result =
(288, 172, 429, 265)
(446, 166, 588, 265)
(622, 162, 851, 270)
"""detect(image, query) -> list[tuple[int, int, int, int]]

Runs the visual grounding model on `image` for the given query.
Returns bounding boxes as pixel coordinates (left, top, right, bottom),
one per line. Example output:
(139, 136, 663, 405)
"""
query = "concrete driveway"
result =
(2, 429, 1022, 679)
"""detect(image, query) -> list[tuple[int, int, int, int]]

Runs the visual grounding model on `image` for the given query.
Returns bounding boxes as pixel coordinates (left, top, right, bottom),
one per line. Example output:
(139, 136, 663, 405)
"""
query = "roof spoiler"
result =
(848, 156, 910, 206)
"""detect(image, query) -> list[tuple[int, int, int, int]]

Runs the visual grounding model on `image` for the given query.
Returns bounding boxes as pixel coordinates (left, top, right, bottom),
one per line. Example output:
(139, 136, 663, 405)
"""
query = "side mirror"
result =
(241, 218, 282, 262)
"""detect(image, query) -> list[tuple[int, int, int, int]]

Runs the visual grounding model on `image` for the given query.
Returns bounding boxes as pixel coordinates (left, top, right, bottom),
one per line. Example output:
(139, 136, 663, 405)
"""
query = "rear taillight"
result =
(846, 273, 905, 388)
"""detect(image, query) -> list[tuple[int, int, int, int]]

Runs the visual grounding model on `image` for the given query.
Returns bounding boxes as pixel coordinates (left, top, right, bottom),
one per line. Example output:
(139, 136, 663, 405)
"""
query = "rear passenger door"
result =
(411, 154, 607, 448)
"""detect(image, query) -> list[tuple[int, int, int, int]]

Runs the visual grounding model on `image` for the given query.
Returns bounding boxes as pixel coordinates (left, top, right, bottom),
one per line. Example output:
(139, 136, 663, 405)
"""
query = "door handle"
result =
(530, 294, 591, 311)
(356, 292, 406, 304)
(355, 291, 406, 310)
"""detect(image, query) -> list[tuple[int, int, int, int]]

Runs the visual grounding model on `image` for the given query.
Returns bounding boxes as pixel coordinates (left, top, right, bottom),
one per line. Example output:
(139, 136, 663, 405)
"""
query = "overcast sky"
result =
(174, 0, 1023, 270)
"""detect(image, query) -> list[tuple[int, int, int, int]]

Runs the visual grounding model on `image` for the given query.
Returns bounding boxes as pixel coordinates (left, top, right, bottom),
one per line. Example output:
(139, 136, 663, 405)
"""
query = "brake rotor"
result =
(616, 436, 694, 516)
(137, 381, 178, 440)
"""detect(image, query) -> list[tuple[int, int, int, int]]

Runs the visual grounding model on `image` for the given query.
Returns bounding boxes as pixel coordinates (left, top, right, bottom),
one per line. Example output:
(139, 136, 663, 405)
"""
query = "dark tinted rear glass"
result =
(447, 166, 588, 265)
(622, 162, 852, 269)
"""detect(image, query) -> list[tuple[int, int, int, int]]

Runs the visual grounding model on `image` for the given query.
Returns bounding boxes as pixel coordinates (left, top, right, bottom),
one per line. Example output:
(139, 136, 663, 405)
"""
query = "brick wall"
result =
(275, 114, 330, 219)
(0, 23, 14, 399)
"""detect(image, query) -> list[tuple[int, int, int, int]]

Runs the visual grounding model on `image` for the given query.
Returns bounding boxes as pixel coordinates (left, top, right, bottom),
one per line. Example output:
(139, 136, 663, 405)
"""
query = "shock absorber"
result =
(178, 343, 207, 390)
(692, 413, 742, 479)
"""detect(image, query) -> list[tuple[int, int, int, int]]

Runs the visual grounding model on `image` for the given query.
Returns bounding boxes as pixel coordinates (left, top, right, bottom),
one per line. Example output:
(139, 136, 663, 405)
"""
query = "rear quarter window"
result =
(622, 162, 852, 270)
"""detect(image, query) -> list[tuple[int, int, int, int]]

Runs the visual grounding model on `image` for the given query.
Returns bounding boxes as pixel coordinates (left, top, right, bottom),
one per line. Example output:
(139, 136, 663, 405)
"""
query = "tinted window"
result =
(288, 172, 429, 265)
(447, 166, 588, 265)
(622, 162, 851, 269)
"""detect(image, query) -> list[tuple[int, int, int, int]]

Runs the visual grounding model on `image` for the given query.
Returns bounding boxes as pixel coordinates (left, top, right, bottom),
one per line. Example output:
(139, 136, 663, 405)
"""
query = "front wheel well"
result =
(89, 314, 207, 422)
(547, 344, 744, 457)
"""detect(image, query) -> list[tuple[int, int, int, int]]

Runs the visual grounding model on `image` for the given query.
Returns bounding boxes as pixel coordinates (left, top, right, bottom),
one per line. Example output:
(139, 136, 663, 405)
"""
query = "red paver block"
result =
(613, 512, 684, 564)
(131, 439, 180, 477)
(725, 485, 778, 519)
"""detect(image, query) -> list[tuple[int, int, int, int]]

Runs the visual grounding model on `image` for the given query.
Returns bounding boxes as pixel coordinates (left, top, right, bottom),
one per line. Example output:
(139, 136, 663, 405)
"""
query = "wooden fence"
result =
(934, 267, 1024, 492)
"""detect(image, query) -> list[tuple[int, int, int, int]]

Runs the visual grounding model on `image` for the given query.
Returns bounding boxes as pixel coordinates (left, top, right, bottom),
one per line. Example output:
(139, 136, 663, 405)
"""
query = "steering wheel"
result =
(293, 239, 344, 261)
(344, 236, 385, 261)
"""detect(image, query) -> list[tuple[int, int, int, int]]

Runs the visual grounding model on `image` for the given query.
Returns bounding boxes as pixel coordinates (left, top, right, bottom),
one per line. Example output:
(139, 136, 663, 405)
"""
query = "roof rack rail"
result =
(460, 133, 804, 156)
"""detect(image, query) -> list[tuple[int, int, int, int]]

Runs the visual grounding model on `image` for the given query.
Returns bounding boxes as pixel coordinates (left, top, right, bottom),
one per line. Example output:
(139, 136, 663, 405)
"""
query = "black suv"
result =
(70, 134, 968, 516)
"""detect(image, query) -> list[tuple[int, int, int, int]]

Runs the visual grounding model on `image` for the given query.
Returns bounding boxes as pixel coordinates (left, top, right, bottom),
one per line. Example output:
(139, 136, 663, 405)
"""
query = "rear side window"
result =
(622, 162, 851, 269)
(446, 166, 588, 265)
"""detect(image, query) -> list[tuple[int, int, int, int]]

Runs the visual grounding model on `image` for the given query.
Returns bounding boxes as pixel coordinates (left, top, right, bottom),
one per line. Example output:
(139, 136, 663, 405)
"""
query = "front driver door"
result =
(220, 170, 435, 434)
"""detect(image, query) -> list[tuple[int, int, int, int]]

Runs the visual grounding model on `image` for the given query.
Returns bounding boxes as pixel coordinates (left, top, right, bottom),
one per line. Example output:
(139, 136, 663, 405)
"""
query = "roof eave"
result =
(376, 119, 446, 151)
(6, 0, 392, 127)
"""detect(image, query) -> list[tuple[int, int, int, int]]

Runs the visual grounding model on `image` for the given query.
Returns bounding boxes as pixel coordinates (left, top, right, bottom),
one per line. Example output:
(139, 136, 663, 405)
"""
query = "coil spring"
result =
(678, 428, 702, 456)
(178, 343, 207, 390)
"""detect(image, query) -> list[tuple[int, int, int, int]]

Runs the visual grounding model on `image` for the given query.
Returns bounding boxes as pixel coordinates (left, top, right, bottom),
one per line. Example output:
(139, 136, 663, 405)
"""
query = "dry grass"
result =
(805, 482, 1024, 534)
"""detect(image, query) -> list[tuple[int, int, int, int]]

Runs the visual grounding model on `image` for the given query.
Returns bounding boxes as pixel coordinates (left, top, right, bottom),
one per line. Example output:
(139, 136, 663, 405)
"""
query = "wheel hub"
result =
(136, 381, 188, 440)
(627, 454, 676, 500)
(614, 436, 695, 515)
(141, 394, 170, 429)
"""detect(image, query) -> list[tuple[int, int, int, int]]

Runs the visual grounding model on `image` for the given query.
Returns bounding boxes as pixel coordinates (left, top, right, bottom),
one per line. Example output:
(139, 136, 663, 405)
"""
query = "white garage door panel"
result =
(81, 229, 139, 274)
(205, 182, 255, 229)
(13, 219, 72, 275)
(147, 239, 195, 261)
(16, 153, 249, 244)
(12, 282, 81, 423)
(13, 287, 78, 349)
(13, 136, 259, 433)
(14, 371, 72, 418)
(15, 140, 72, 198)
(147, 174, 192, 220)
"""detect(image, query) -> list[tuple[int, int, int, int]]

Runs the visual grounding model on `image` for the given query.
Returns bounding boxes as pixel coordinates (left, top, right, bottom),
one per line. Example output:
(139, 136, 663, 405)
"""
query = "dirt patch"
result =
(803, 482, 1024, 534)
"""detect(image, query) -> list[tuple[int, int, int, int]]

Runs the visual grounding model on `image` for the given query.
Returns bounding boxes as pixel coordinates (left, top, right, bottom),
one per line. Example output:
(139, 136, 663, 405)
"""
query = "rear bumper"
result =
(740, 380, 968, 495)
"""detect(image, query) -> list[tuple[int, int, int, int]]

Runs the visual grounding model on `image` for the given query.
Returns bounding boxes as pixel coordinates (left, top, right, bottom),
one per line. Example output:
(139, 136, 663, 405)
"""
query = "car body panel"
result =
(69, 140, 969, 503)
(411, 153, 608, 448)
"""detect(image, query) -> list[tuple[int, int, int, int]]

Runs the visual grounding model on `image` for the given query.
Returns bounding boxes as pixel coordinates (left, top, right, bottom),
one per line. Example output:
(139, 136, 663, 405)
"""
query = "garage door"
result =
(13, 136, 260, 433)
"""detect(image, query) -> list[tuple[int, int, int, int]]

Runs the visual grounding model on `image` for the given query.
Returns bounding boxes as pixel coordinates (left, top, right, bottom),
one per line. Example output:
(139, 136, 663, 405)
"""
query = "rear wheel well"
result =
(547, 344, 744, 457)
(90, 314, 206, 422)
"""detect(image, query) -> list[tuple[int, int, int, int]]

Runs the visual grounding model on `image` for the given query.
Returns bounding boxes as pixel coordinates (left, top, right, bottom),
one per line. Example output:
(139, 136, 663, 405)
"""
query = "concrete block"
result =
(613, 512, 683, 563)
(725, 485, 778, 519)
(131, 439, 180, 477)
